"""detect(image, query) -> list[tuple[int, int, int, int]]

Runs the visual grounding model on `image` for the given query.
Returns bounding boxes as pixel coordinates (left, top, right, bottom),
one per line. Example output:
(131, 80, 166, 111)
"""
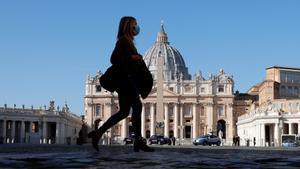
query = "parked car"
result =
(148, 135, 171, 145)
(281, 134, 298, 147)
(123, 133, 146, 145)
(193, 134, 221, 146)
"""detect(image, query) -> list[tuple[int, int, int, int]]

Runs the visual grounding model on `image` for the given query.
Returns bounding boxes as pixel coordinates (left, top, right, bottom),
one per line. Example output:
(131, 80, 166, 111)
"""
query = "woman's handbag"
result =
(99, 65, 118, 92)
(137, 60, 153, 99)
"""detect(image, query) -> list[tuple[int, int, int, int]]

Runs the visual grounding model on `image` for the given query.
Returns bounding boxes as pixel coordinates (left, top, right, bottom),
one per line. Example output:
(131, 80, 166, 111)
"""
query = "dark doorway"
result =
(265, 125, 270, 145)
(169, 130, 174, 138)
(146, 130, 150, 138)
(48, 122, 56, 144)
(283, 124, 289, 134)
(185, 126, 191, 138)
(217, 120, 226, 139)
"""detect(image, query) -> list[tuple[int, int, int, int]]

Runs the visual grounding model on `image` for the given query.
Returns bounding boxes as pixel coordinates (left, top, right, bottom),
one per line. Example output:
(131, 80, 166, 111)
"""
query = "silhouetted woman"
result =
(88, 16, 154, 152)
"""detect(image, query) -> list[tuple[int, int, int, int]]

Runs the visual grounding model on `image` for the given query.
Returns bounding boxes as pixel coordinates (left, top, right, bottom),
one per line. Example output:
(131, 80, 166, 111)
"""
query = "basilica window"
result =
(218, 85, 224, 93)
(184, 105, 192, 116)
(200, 106, 205, 116)
(95, 105, 101, 116)
(218, 106, 224, 117)
(281, 86, 286, 97)
(295, 87, 299, 97)
(288, 86, 293, 97)
(95, 85, 101, 92)
(184, 85, 193, 93)
(169, 87, 174, 92)
(200, 87, 206, 93)
(169, 106, 174, 117)
(145, 105, 150, 117)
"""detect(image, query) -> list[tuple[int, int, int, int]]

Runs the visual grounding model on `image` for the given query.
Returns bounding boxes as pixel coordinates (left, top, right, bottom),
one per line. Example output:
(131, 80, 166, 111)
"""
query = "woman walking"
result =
(88, 16, 154, 152)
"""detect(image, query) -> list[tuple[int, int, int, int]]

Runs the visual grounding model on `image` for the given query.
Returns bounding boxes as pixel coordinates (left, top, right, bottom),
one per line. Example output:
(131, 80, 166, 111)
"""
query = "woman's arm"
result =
(111, 37, 140, 64)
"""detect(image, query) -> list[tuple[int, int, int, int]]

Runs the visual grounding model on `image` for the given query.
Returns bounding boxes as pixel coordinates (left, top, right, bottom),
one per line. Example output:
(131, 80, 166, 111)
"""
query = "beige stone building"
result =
(84, 24, 235, 144)
(0, 101, 82, 145)
(237, 66, 300, 146)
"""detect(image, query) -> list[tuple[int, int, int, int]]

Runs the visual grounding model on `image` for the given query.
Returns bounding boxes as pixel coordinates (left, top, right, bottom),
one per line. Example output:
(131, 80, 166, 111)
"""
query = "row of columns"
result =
(0, 120, 57, 144)
(120, 102, 215, 140)
(259, 122, 300, 147)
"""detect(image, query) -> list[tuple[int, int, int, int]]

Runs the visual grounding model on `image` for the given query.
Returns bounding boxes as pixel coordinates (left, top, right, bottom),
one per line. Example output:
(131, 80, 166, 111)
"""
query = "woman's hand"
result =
(132, 55, 142, 61)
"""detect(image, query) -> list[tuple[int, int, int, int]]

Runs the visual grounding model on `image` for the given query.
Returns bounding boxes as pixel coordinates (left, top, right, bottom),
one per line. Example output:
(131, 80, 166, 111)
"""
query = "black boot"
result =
(88, 130, 103, 152)
(134, 137, 154, 152)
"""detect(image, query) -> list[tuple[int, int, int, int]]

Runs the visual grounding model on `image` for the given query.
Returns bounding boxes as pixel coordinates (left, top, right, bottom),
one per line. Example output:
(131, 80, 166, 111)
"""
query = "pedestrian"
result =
(253, 137, 256, 147)
(232, 136, 236, 146)
(171, 136, 176, 146)
(88, 16, 154, 152)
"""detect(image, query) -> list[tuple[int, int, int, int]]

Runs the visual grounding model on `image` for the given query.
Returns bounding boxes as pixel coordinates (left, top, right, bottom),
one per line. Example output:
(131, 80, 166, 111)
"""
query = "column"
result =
(206, 103, 213, 133)
(43, 121, 47, 144)
(227, 103, 233, 143)
(150, 103, 155, 136)
(59, 122, 65, 144)
(105, 103, 112, 140)
(192, 103, 197, 139)
(2, 120, 6, 144)
(261, 123, 265, 146)
(11, 121, 15, 143)
(20, 121, 25, 144)
(141, 104, 146, 138)
(180, 104, 184, 139)
(289, 123, 293, 134)
(274, 123, 279, 147)
(164, 103, 169, 137)
(38, 121, 42, 144)
(56, 122, 60, 144)
(121, 118, 128, 138)
(174, 104, 178, 138)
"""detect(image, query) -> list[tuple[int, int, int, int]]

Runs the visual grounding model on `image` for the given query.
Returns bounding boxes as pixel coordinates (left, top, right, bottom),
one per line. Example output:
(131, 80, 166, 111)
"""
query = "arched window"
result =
(200, 106, 205, 116)
(288, 86, 293, 97)
(295, 87, 299, 97)
(281, 86, 286, 97)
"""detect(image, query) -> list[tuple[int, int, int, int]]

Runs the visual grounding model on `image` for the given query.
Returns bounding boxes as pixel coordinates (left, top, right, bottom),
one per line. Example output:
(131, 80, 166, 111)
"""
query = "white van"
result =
(281, 134, 299, 147)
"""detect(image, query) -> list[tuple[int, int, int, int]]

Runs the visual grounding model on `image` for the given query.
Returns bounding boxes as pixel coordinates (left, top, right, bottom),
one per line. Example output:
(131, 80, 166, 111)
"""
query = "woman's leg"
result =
(131, 96, 142, 139)
(88, 89, 132, 151)
(98, 91, 131, 134)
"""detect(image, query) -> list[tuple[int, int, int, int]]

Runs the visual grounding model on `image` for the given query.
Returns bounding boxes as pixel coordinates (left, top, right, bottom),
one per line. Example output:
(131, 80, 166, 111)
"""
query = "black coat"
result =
(100, 37, 153, 99)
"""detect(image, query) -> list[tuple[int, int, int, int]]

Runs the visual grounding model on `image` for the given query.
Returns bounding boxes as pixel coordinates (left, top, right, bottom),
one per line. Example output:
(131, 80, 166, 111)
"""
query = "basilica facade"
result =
(84, 24, 235, 144)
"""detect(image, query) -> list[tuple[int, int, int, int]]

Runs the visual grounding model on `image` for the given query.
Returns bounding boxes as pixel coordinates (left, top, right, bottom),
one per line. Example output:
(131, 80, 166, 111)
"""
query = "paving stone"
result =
(0, 144, 300, 168)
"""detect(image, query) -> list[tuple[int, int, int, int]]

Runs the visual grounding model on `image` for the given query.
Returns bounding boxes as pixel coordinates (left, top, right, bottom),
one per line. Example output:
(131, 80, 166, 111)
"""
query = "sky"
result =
(0, 0, 300, 115)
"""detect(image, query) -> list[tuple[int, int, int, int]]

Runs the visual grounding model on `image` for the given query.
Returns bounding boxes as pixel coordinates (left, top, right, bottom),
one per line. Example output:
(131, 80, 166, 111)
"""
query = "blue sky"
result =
(0, 0, 300, 115)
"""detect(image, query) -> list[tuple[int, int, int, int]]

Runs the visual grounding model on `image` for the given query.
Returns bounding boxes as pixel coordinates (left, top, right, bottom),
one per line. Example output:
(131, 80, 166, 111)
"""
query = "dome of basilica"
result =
(143, 24, 191, 81)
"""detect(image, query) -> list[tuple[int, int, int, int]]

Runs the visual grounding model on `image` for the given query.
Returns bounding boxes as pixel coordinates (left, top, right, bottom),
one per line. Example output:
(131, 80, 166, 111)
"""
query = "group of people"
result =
(232, 135, 240, 146)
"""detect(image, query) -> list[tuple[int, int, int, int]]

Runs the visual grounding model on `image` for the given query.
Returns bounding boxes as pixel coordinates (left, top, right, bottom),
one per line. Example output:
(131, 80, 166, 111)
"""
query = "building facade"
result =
(0, 101, 82, 145)
(237, 66, 300, 146)
(84, 24, 235, 144)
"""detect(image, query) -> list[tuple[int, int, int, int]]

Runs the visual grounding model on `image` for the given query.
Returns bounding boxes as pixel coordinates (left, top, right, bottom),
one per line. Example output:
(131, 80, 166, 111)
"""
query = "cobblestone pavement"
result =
(1, 144, 300, 168)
